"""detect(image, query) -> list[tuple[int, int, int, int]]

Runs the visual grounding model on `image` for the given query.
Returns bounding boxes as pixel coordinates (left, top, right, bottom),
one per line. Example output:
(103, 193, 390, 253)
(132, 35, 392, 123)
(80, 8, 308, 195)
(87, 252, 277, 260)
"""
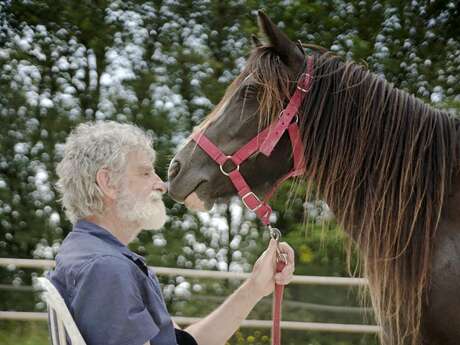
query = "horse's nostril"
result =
(168, 159, 181, 180)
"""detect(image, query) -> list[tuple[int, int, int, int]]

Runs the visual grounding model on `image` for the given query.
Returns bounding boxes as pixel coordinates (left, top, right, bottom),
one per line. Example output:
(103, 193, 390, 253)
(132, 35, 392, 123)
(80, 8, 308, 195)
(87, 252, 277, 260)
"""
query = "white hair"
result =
(56, 121, 155, 224)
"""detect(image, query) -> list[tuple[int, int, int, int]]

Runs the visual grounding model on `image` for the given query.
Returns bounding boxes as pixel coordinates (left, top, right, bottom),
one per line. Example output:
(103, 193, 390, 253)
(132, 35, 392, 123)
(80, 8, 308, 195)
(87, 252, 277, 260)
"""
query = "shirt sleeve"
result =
(71, 255, 159, 345)
(174, 329, 198, 345)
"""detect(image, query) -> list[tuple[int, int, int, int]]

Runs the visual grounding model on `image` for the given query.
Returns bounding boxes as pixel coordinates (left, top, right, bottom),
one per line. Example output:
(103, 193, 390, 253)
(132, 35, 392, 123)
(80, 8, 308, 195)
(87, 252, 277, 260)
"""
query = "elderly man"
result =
(48, 121, 295, 345)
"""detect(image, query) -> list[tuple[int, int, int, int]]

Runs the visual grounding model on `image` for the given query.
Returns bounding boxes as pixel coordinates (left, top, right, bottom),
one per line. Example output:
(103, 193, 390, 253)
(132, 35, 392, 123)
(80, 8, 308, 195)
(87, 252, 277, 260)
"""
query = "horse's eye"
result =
(240, 85, 258, 98)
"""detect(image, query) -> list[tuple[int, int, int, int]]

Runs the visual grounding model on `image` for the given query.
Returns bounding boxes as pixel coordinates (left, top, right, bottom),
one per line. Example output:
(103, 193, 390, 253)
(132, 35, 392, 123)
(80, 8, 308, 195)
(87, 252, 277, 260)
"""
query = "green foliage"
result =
(0, 1, 458, 344)
(0, 321, 49, 345)
(227, 328, 378, 345)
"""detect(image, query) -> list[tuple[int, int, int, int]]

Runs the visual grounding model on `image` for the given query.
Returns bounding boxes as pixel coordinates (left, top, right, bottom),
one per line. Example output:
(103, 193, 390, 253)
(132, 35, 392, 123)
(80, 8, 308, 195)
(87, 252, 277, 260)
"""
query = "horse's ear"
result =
(251, 34, 262, 48)
(257, 10, 303, 68)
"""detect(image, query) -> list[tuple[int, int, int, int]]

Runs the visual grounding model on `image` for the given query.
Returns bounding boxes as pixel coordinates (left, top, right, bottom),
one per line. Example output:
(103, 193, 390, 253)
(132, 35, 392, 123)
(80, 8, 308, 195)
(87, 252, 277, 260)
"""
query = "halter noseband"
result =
(192, 56, 314, 226)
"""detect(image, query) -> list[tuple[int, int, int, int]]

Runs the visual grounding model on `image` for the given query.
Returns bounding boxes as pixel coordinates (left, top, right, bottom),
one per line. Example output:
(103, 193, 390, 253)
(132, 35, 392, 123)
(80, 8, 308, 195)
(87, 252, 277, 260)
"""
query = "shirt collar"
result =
(73, 219, 146, 264)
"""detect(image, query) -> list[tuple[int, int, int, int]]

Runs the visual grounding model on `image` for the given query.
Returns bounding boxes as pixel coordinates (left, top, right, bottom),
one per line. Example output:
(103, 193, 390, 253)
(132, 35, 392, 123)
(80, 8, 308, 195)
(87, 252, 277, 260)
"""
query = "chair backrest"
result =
(37, 277, 87, 345)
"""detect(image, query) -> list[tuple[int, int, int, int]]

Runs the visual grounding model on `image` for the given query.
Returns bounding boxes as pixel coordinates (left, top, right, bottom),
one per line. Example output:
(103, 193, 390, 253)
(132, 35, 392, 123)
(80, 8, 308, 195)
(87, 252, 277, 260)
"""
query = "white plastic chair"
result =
(37, 277, 87, 345)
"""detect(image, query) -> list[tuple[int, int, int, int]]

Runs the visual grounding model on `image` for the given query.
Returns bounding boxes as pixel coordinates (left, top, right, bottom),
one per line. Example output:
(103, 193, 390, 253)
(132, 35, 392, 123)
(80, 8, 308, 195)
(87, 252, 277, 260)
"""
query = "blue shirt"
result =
(48, 220, 177, 345)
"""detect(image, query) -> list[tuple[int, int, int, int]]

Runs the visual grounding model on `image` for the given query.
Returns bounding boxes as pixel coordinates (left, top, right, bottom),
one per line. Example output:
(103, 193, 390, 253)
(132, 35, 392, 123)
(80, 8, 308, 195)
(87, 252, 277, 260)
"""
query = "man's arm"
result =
(184, 240, 295, 345)
(184, 279, 260, 345)
(172, 320, 182, 329)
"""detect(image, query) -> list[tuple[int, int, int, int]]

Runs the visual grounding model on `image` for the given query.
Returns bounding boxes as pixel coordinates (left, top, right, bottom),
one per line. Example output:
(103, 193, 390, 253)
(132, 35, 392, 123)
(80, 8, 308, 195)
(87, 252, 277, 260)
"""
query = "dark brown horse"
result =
(168, 11, 460, 345)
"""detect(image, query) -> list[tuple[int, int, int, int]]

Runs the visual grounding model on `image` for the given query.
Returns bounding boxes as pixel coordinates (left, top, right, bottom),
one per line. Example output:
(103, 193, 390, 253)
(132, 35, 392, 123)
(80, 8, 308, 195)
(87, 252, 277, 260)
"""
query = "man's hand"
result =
(185, 239, 295, 345)
(247, 239, 295, 299)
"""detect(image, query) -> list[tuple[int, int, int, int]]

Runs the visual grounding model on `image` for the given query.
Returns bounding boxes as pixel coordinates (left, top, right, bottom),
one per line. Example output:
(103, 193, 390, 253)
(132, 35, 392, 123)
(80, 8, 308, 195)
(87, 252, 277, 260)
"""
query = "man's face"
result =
(115, 150, 167, 231)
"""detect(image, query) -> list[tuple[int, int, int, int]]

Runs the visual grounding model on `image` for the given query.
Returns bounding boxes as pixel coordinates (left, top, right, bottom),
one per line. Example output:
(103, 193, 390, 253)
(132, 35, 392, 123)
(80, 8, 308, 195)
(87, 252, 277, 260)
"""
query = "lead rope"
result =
(269, 226, 287, 345)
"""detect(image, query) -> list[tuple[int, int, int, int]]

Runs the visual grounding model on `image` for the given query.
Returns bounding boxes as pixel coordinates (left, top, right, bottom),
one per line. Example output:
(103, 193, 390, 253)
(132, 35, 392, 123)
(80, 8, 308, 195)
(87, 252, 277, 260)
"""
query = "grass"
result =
(0, 320, 49, 345)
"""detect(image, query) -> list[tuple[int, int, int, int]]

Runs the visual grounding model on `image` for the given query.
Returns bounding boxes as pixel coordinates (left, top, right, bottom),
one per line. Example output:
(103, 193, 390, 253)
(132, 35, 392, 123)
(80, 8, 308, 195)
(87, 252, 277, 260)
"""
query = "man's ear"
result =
(96, 167, 117, 200)
(257, 10, 304, 70)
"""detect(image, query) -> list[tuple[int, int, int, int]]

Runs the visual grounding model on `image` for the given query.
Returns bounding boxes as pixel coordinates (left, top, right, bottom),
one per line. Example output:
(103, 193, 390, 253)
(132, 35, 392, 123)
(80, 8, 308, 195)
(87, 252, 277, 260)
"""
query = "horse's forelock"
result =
(199, 47, 294, 134)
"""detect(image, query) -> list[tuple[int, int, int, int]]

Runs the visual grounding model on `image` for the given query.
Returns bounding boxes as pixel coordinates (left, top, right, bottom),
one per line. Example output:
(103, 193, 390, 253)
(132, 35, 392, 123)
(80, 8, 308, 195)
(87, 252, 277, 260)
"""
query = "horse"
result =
(167, 11, 460, 345)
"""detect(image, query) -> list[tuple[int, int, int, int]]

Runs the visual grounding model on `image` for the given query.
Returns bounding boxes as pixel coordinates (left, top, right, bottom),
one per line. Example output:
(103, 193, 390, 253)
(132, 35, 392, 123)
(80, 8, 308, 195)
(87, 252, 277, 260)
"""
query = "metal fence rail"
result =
(0, 258, 379, 334)
(0, 258, 369, 286)
(0, 311, 380, 334)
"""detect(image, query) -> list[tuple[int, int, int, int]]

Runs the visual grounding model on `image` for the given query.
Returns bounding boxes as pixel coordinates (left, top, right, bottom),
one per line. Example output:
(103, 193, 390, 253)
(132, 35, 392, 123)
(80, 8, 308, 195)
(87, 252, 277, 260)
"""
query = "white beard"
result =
(116, 188, 167, 230)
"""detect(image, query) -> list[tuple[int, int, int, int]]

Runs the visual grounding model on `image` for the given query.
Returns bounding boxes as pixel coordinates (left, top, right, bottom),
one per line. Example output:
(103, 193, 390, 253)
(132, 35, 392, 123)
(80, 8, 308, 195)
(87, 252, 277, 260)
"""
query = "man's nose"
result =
(153, 176, 167, 194)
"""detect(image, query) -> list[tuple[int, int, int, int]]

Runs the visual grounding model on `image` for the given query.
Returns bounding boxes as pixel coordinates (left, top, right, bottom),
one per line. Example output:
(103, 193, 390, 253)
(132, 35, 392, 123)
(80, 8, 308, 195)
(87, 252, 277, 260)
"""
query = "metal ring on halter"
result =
(219, 156, 240, 176)
(269, 226, 281, 241)
(268, 226, 287, 263)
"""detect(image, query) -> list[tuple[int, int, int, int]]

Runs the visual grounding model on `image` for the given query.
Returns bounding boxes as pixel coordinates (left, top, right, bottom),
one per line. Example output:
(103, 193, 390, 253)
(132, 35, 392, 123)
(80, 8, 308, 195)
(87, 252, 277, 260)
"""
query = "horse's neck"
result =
(456, 117, 460, 172)
(443, 173, 460, 228)
(446, 121, 460, 219)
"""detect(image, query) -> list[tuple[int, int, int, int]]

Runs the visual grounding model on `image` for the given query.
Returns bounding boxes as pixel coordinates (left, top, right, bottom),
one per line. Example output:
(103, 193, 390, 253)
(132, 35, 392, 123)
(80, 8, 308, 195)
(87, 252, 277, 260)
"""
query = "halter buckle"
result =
(219, 156, 240, 176)
(296, 73, 312, 93)
(241, 192, 262, 212)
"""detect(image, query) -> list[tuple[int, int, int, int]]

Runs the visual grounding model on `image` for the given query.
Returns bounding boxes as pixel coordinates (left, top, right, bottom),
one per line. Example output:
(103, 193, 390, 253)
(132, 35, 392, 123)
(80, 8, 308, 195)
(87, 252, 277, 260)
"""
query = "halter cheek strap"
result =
(260, 56, 314, 156)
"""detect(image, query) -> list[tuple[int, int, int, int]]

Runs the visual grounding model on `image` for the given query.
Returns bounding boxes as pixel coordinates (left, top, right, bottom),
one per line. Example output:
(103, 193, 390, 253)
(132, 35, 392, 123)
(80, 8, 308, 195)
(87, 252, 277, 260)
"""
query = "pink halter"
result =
(192, 56, 313, 225)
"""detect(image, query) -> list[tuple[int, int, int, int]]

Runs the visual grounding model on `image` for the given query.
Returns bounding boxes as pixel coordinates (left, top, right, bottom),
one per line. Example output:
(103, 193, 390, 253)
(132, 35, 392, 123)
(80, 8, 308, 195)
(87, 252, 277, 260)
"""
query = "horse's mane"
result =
(303, 51, 459, 345)
(239, 46, 459, 345)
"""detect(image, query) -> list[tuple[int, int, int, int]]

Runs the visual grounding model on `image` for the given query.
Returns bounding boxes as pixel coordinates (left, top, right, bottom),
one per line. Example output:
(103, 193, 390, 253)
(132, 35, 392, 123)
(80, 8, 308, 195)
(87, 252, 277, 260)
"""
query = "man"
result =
(49, 121, 295, 345)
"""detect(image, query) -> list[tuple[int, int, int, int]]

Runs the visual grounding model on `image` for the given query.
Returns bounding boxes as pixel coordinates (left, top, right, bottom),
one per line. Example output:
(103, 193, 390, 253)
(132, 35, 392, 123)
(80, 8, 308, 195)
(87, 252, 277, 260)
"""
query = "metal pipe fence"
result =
(0, 258, 368, 286)
(0, 258, 379, 334)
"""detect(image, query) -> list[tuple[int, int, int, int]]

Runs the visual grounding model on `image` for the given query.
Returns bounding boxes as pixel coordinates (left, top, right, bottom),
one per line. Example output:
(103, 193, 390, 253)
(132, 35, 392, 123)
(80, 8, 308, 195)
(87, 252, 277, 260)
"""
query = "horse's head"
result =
(168, 11, 306, 211)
